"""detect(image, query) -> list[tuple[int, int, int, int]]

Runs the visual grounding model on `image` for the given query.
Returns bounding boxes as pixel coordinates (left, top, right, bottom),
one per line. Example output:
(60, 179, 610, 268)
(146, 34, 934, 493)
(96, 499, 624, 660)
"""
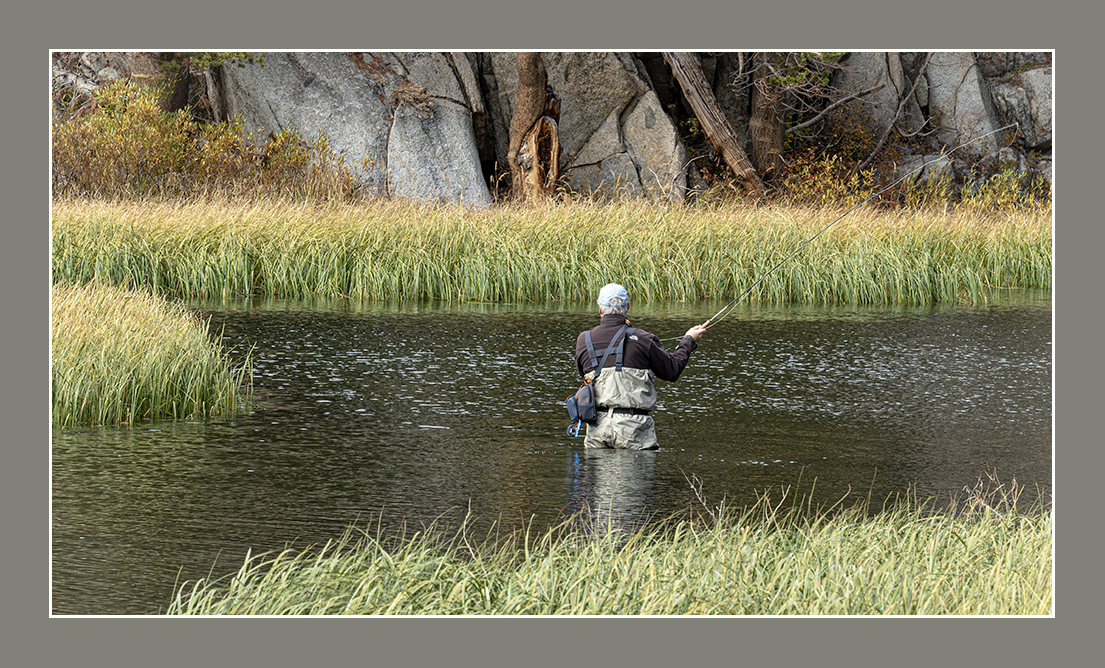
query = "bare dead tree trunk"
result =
(507, 53, 561, 201)
(663, 52, 764, 197)
(519, 116, 560, 198)
(749, 52, 787, 181)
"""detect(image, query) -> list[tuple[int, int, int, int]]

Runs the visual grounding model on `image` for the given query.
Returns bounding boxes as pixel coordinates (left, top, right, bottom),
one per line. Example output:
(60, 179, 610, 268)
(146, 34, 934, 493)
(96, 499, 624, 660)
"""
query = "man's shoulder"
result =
(626, 326, 655, 341)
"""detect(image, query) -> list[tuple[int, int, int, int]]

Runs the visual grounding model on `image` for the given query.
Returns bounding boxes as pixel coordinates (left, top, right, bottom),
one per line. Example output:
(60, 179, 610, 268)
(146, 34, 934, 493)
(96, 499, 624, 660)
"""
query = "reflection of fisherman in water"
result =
(565, 448, 657, 534)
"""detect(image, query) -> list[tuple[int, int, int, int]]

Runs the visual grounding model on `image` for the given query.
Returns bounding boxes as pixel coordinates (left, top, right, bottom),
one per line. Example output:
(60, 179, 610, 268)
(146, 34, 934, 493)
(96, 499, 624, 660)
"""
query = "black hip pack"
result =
(566, 324, 635, 436)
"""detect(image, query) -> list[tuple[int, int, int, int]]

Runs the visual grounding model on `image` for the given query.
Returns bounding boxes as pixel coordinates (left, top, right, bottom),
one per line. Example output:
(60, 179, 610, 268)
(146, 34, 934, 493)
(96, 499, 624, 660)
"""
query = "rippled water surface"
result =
(52, 294, 1052, 614)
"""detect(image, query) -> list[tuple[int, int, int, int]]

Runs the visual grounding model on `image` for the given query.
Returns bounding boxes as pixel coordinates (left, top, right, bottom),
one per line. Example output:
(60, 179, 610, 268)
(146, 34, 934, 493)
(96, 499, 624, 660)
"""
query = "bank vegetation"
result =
(51, 78, 1051, 308)
(167, 478, 1052, 615)
(53, 197, 1050, 307)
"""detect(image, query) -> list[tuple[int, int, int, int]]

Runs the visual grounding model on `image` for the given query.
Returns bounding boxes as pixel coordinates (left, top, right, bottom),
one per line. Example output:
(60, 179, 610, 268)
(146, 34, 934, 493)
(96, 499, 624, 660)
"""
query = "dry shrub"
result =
(52, 79, 359, 202)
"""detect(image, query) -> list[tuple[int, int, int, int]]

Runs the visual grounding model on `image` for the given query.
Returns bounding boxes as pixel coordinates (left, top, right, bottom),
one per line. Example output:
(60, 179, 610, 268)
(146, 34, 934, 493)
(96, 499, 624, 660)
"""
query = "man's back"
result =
(573, 283, 706, 450)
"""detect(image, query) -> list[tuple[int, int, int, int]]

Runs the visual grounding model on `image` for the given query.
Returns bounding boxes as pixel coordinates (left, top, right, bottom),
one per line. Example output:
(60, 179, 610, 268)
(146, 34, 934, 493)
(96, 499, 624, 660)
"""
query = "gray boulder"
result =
(898, 53, 932, 111)
(836, 53, 924, 136)
(220, 52, 394, 196)
(967, 147, 1030, 184)
(565, 108, 633, 196)
(384, 52, 491, 206)
(1035, 157, 1053, 185)
(989, 66, 1052, 150)
(925, 52, 1002, 154)
(566, 153, 644, 199)
(219, 52, 490, 206)
(622, 90, 688, 201)
(543, 52, 641, 162)
(914, 72, 929, 110)
(896, 154, 956, 184)
(975, 52, 1051, 79)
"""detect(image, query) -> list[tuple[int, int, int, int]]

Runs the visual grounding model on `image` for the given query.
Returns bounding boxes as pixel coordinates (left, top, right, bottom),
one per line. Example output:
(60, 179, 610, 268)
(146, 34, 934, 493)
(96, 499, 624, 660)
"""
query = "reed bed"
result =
(51, 281, 251, 427)
(52, 197, 1051, 306)
(167, 484, 1052, 616)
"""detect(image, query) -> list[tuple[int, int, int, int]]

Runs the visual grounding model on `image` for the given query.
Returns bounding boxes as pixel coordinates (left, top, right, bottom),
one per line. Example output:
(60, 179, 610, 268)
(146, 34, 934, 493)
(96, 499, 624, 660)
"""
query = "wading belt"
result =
(600, 406, 650, 416)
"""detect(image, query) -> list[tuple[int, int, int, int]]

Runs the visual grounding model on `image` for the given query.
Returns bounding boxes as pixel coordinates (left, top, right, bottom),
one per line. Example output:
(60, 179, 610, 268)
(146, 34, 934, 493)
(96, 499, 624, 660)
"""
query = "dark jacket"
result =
(575, 313, 697, 381)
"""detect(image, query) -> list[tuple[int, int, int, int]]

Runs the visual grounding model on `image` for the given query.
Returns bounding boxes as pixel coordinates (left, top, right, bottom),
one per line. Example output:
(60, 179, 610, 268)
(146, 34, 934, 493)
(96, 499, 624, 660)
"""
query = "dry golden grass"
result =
(167, 478, 1052, 615)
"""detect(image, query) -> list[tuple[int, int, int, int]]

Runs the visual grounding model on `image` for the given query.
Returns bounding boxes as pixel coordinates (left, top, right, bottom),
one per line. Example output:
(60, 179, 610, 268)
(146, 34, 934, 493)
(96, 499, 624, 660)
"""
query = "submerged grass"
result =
(167, 482, 1052, 616)
(51, 281, 252, 427)
(52, 197, 1051, 307)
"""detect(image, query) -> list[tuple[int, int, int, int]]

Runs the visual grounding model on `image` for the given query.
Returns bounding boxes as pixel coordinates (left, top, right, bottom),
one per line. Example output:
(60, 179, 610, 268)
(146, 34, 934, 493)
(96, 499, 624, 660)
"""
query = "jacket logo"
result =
(629, 335, 638, 340)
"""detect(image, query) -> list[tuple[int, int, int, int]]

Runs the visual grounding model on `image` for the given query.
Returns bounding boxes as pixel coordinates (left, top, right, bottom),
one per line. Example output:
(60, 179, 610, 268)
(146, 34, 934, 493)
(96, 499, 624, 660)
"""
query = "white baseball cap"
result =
(596, 283, 629, 306)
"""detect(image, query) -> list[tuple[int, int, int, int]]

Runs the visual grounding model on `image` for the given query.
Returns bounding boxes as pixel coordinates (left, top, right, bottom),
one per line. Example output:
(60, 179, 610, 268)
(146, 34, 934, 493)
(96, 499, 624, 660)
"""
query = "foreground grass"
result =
(53, 197, 1051, 307)
(167, 489, 1052, 616)
(51, 282, 251, 426)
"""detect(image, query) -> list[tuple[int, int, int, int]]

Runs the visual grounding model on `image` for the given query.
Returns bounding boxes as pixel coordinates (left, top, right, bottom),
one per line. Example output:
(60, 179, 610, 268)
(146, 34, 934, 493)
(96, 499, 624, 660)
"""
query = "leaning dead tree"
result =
(663, 52, 765, 197)
(507, 52, 561, 202)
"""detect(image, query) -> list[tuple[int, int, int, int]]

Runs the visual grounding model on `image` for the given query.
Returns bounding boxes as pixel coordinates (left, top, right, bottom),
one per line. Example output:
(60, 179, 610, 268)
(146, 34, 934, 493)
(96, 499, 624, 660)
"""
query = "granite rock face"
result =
(52, 51, 1053, 203)
(220, 52, 491, 205)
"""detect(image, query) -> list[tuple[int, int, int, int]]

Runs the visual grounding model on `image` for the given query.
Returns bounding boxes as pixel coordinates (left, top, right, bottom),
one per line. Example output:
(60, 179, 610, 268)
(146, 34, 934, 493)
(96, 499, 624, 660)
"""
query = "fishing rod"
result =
(694, 123, 1018, 333)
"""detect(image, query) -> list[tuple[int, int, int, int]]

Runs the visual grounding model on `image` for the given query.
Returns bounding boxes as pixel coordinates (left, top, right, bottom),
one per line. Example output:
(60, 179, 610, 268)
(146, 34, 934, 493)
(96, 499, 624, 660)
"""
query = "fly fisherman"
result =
(575, 283, 707, 450)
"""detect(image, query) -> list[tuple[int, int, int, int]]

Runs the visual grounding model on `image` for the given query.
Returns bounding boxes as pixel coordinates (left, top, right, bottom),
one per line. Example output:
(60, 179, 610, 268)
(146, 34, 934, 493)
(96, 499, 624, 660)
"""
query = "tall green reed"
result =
(53, 197, 1051, 307)
(52, 282, 252, 426)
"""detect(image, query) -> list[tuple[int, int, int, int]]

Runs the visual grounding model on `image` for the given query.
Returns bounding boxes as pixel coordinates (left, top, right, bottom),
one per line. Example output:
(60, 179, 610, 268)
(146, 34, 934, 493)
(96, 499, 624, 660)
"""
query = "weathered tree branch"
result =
(663, 52, 765, 197)
(785, 84, 885, 135)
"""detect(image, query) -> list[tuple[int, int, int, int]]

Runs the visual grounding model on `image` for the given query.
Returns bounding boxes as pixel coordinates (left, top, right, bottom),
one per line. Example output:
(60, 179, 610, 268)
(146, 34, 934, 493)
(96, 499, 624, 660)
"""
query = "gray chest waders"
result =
(566, 324, 635, 437)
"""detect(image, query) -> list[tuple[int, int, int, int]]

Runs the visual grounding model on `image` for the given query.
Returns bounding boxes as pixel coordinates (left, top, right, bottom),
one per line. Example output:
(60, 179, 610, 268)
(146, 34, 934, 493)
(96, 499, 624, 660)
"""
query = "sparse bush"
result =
(780, 150, 880, 207)
(960, 167, 1053, 213)
(51, 79, 359, 201)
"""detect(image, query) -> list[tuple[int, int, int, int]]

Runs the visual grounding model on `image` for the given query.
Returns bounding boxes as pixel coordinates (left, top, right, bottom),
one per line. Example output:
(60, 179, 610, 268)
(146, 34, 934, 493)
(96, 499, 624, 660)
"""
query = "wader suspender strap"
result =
(584, 324, 636, 375)
(615, 327, 636, 370)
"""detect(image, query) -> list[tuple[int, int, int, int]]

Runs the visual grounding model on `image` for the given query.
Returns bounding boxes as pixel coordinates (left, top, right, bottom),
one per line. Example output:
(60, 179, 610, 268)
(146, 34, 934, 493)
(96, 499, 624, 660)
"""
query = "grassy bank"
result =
(51, 282, 251, 426)
(52, 197, 1051, 307)
(167, 486, 1052, 615)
